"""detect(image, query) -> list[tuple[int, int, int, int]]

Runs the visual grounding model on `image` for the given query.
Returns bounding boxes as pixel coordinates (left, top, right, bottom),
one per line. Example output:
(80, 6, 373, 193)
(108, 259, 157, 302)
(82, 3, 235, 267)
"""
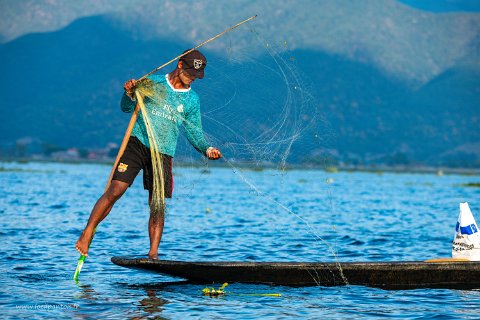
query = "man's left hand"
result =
(206, 147, 222, 160)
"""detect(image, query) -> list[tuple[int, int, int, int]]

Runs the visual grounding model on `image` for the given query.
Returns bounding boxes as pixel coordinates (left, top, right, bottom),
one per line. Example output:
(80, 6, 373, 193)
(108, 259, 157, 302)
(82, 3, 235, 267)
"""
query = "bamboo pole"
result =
(137, 15, 257, 82)
(74, 15, 258, 282)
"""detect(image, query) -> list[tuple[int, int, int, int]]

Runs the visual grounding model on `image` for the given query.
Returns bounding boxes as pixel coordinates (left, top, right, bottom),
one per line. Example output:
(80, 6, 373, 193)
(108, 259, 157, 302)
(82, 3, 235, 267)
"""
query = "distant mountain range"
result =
(3, 0, 480, 46)
(0, 1, 479, 167)
(2, 0, 480, 84)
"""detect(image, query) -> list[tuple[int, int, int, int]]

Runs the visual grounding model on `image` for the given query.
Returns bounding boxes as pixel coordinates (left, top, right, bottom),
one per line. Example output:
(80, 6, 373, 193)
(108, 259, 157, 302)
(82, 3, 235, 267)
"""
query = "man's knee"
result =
(105, 180, 128, 202)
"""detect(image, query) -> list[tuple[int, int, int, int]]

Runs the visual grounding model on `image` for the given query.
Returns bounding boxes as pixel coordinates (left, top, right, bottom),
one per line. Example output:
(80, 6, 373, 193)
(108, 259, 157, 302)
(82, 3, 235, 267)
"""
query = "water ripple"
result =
(2, 163, 480, 319)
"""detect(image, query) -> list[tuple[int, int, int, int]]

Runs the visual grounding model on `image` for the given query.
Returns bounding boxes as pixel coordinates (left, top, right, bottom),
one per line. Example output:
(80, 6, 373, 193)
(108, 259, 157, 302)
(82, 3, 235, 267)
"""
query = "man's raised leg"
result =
(75, 180, 129, 256)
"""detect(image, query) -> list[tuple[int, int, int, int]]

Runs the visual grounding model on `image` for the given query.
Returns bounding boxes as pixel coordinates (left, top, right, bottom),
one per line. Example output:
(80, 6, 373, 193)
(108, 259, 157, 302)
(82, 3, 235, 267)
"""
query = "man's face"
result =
(178, 61, 196, 86)
(180, 68, 196, 85)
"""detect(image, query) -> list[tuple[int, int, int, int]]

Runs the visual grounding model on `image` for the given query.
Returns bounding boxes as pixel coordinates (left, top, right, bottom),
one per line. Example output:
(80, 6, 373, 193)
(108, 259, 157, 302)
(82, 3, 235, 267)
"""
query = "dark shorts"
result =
(112, 136, 173, 197)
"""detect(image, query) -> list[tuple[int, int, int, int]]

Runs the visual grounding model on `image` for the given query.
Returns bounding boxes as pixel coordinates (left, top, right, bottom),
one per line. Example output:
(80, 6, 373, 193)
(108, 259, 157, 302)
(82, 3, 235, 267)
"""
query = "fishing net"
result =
(135, 85, 166, 217)
(129, 21, 346, 285)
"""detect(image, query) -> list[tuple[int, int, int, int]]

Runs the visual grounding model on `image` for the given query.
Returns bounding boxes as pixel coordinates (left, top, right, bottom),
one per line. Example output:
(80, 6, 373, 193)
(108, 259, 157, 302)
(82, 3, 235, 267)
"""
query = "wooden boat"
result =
(111, 256, 480, 289)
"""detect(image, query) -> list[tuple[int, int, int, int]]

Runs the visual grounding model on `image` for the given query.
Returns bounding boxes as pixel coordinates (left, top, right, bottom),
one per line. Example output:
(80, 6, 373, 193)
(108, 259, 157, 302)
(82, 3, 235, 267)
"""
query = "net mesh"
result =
(135, 85, 166, 217)
(129, 21, 346, 285)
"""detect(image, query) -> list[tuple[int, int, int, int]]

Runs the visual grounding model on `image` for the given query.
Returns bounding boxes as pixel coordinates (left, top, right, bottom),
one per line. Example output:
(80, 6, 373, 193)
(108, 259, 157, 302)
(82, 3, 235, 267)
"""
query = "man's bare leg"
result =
(148, 192, 165, 259)
(75, 180, 129, 256)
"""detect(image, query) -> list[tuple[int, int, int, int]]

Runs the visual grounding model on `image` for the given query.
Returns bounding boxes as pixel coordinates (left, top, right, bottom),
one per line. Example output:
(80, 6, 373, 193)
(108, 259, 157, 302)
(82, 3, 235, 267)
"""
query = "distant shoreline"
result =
(1, 157, 479, 176)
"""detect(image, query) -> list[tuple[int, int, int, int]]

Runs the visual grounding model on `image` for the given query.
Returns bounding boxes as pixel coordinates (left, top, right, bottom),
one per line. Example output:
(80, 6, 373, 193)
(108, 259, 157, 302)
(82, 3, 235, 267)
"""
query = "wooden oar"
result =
(73, 15, 258, 282)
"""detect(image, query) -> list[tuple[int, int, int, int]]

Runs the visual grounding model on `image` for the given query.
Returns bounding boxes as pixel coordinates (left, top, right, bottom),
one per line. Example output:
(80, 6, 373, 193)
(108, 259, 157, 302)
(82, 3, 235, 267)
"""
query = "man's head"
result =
(179, 49, 207, 79)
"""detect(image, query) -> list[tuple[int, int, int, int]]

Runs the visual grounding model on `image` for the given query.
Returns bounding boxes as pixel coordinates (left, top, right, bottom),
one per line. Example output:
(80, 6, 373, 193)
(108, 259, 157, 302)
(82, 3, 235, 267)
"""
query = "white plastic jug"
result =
(452, 202, 480, 261)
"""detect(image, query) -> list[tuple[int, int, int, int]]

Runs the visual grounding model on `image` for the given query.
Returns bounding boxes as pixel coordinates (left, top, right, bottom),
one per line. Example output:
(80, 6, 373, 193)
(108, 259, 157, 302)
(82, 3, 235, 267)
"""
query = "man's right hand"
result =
(123, 79, 137, 95)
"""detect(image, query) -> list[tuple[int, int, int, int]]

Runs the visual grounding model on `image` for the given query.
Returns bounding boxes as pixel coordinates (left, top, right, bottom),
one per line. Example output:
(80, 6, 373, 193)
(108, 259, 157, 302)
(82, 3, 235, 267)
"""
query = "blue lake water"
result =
(1, 161, 480, 319)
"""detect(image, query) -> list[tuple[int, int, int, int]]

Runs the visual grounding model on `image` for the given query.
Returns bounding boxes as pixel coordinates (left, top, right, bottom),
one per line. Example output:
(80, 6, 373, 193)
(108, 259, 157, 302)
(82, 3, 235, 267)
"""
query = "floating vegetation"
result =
(0, 167, 55, 173)
(202, 283, 228, 297)
(459, 183, 480, 188)
(458, 172, 480, 177)
(298, 179, 307, 183)
(343, 168, 384, 175)
(324, 166, 338, 173)
(202, 283, 281, 298)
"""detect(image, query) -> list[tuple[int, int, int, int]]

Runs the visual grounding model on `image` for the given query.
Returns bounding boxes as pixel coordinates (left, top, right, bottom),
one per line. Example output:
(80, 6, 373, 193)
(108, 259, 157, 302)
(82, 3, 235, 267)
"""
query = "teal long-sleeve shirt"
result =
(120, 74, 211, 157)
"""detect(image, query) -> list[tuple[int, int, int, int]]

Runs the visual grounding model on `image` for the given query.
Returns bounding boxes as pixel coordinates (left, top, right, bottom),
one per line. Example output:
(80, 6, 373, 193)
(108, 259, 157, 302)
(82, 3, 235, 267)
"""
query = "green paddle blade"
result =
(73, 228, 96, 282)
(73, 255, 86, 281)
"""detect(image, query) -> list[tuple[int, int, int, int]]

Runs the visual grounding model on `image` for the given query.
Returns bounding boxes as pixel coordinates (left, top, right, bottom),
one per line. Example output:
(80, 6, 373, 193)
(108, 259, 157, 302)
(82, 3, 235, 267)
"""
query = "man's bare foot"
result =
(148, 252, 158, 260)
(75, 229, 94, 257)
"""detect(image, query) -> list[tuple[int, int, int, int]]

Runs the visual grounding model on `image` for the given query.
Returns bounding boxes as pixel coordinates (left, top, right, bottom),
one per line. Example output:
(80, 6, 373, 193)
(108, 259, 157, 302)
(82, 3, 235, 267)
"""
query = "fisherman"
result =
(75, 49, 222, 259)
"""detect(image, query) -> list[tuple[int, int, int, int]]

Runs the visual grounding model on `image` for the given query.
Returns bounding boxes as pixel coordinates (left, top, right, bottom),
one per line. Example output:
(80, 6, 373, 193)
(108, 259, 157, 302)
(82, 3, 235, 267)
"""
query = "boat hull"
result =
(111, 256, 480, 289)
